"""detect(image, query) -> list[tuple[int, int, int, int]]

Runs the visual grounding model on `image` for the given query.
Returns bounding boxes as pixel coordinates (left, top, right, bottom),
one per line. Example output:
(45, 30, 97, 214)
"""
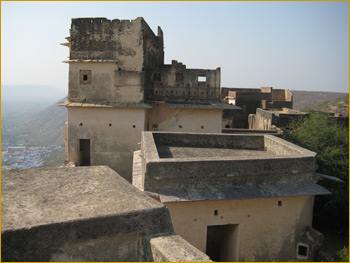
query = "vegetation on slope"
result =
(282, 114, 349, 229)
(301, 95, 349, 116)
(291, 90, 348, 111)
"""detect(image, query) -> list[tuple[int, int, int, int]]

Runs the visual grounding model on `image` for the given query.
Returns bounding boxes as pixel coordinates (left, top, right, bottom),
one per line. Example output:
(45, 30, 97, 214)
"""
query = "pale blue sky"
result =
(1, 1, 349, 94)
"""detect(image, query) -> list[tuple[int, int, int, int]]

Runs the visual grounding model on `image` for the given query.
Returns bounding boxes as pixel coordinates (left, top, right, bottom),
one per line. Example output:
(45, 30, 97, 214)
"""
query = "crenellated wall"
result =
(146, 61, 221, 103)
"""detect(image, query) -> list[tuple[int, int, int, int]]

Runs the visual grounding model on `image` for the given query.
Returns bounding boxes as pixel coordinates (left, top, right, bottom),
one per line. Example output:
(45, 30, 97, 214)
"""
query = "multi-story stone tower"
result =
(61, 17, 237, 181)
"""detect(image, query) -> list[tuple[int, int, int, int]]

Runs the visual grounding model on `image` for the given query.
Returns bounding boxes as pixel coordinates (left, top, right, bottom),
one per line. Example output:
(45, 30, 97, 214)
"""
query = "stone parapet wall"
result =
(150, 234, 212, 262)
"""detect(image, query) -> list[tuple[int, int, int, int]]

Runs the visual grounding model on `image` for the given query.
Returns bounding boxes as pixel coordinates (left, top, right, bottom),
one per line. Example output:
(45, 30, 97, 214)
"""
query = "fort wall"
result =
(166, 195, 314, 261)
(67, 107, 147, 181)
(146, 104, 222, 133)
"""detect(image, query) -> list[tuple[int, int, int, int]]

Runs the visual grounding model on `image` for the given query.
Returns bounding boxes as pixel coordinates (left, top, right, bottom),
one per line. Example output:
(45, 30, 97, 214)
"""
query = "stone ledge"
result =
(150, 234, 211, 262)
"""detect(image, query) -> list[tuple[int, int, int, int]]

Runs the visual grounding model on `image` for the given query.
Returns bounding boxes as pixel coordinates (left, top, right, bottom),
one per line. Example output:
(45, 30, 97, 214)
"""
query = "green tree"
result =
(337, 247, 349, 262)
(282, 113, 349, 229)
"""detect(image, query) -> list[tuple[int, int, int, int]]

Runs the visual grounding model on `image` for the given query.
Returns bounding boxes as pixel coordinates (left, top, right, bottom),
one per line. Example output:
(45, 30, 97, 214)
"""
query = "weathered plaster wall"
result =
(142, 20, 164, 70)
(67, 107, 146, 181)
(249, 108, 308, 130)
(146, 104, 222, 133)
(146, 61, 221, 103)
(70, 17, 144, 71)
(68, 62, 145, 103)
(165, 196, 314, 262)
(249, 109, 274, 130)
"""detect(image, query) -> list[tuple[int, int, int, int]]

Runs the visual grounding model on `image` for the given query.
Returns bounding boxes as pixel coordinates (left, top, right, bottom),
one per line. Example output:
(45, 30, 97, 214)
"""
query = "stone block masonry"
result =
(1, 166, 209, 262)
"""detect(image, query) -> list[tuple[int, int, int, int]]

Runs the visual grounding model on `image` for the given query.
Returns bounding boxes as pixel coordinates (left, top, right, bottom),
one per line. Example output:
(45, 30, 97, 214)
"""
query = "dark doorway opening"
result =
(79, 139, 91, 166)
(206, 224, 239, 262)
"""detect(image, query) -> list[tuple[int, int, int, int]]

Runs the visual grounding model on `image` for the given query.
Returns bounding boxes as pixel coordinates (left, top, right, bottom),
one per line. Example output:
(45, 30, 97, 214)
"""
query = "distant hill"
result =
(291, 90, 348, 111)
(300, 95, 349, 116)
(1, 85, 67, 114)
(2, 99, 67, 147)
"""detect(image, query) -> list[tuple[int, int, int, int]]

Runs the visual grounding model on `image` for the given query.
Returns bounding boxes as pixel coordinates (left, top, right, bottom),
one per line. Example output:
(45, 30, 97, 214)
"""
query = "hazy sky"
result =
(1, 1, 349, 94)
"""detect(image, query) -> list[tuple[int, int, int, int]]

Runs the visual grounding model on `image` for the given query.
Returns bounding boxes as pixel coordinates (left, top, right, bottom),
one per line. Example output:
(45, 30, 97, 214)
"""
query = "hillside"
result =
(301, 95, 349, 116)
(291, 90, 348, 112)
(2, 100, 67, 147)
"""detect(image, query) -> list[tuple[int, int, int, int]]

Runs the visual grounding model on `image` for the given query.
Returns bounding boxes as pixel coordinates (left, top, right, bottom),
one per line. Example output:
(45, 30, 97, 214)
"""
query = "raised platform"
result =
(2, 166, 210, 262)
(133, 132, 330, 201)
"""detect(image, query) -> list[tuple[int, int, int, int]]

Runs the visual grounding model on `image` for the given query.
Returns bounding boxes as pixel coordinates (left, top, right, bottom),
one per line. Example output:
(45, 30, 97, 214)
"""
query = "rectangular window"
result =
(80, 70, 92, 85)
(198, 73, 207, 83)
(176, 73, 184, 81)
(153, 73, 161, 81)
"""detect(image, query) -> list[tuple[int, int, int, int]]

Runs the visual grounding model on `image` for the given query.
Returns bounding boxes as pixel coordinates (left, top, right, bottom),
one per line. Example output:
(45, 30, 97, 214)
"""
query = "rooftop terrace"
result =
(2, 166, 210, 262)
(133, 132, 330, 202)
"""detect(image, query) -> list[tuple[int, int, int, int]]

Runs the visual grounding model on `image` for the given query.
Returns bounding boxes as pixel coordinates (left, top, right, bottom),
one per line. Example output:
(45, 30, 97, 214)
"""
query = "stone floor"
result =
(157, 145, 274, 158)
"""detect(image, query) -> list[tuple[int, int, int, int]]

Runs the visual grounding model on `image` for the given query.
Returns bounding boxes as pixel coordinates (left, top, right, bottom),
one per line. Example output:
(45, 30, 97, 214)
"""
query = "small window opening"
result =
(133, 125, 136, 128)
(80, 70, 92, 85)
(278, 201, 282, 206)
(109, 123, 112, 127)
(171, 91, 173, 94)
(153, 124, 158, 128)
(225, 124, 230, 128)
(211, 92, 214, 95)
(202, 92, 204, 95)
(79, 123, 83, 126)
(194, 92, 196, 95)
(298, 245, 308, 257)
(214, 210, 219, 216)
(179, 125, 182, 128)
(176, 73, 184, 81)
(198, 73, 207, 82)
(153, 73, 161, 81)
(188, 92, 191, 95)
(201, 126, 204, 129)
(185, 98, 188, 102)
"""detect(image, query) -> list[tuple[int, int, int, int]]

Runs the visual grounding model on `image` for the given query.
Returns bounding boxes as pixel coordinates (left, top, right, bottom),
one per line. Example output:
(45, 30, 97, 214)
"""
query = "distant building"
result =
(248, 108, 308, 130)
(7, 146, 26, 153)
(221, 87, 293, 128)
(61, 17, 238, 181)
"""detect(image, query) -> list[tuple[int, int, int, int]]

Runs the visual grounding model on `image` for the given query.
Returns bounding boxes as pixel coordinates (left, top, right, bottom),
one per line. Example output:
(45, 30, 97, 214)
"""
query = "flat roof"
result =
(158, 181, 330, 203)
(167, 102, 240, 110)
(157, 146, 275, 159)
(60, 100, 152, 109)
(133, 132, 330, 199)
(63, 59, 118, 63)
(1, 166, 165, 231)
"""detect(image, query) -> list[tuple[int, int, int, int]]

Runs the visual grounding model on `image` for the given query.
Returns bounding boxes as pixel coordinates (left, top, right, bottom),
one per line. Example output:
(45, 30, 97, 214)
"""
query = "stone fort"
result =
(2, 17, 329, 262)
